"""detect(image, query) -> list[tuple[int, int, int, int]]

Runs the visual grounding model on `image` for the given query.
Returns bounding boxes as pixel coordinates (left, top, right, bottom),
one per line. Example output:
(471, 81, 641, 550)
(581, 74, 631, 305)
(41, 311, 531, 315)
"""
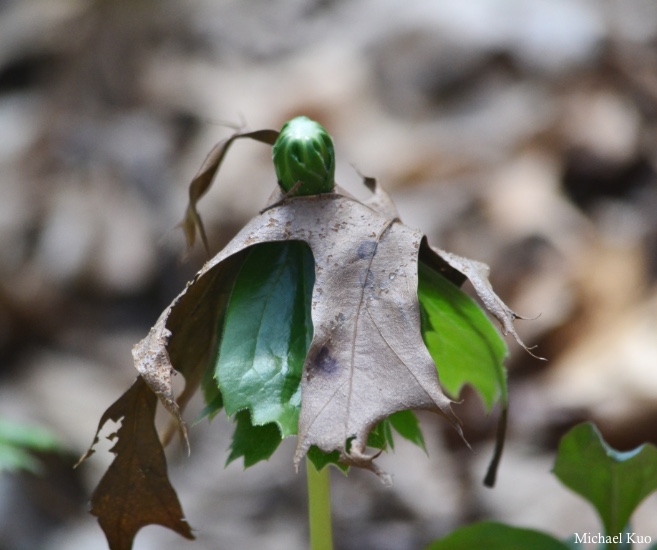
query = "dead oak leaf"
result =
(294, 210, 458, 477)
(78, 377, 194, 550)
(363, 177, 536, 356)
(132, 251, 247, 446)
(136, 190, 463, 476)
(179, 128, 279, 252)
(134, 182, 532, 478)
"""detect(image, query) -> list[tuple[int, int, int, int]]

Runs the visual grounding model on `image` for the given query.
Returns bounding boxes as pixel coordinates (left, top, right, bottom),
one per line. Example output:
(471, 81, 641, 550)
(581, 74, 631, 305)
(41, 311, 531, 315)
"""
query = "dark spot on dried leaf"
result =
(357, 240, 377, 260)
(312, 345, 339, 376)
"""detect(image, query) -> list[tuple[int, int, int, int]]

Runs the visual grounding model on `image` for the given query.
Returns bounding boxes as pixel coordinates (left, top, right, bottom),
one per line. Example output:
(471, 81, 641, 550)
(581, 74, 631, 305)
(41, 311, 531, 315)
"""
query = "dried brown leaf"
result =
(139, 189, 463, 478)
(358, 176, 533, 355)
(179, 129, 279, 253)
(423, 243, 544, 359)
(79, 377, 194, 550)
(133, 252, 249, 446)
(360, 173, 401, 220)
(134, 180, 531, 479)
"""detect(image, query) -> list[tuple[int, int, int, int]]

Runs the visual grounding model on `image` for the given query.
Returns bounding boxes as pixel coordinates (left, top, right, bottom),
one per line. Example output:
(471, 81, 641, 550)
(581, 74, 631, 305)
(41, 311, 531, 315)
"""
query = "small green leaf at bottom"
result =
(426, 522, 571, 550)
(553, 422, 657, 539)
(227, 410, 281, 468)
(307, 446, 348, 473)
(388, 409, 427, 453)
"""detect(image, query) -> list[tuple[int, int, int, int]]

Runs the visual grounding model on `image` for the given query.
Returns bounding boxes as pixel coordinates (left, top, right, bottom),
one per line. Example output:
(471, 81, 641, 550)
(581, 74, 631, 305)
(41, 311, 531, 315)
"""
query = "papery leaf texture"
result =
(553, 422, 657, 538)
(215, 240, 426, 471)
(180, 128, 279, 252)
(133, 180, 528, 478)
(132, 251, 248, 447)
(77, 377, 193, 550)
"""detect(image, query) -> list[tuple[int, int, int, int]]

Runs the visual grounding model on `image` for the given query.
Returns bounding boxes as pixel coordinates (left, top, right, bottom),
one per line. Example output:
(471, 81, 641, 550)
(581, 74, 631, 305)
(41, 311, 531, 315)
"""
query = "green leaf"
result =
(307, 446, 347, 473)
(367, 418, 394, 450)
(388, 410, 427, 453)
(0, 443, 41, 474)
(226, 410, 282, 467)
(0, 419, 60, 452)
(366, 411, 427, 453)
(306, 412, 425, 473)
(198, 356, 223, 422)
(0, 420, 62, 474)
(216, 241, 314, 438)
(426, 522, 571, 550)
(553, 422, 657, 538)
(418, 262, 508, 411)
(564, 527, 639, 549)
(195, 394, 223, 424)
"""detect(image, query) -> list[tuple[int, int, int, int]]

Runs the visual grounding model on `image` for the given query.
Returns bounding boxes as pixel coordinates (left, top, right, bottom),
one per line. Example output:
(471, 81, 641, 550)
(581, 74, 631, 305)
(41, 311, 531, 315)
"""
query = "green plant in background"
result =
(79, 116, 533, 550)
(429, 423, 657, 550)
(0, 419, 61, 474)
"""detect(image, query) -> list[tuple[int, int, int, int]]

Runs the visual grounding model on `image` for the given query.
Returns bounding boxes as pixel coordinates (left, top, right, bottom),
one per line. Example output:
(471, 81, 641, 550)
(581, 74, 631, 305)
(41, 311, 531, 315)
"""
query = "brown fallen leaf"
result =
(78, 377, 194, 550)
(179, 128, 279, 253)
(133, 182, 530, 477)
(136, 251, 249, 447)
(83, 121, 532, 549)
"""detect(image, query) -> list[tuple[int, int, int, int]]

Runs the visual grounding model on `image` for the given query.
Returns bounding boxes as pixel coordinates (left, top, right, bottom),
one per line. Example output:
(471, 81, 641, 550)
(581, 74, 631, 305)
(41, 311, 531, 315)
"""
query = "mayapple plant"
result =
(79, 116, 536, 550)
(430, 423, 657, 550)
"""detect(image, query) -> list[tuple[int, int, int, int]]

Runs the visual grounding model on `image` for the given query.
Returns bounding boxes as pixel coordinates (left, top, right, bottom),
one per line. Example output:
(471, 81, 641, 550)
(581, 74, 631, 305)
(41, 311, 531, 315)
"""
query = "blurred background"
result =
(1, 0, 657, 548)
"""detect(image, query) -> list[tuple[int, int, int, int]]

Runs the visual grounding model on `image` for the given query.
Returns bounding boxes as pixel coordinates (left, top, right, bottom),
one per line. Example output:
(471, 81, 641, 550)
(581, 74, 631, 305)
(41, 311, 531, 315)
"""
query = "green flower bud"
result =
(272, 116, 336, 196)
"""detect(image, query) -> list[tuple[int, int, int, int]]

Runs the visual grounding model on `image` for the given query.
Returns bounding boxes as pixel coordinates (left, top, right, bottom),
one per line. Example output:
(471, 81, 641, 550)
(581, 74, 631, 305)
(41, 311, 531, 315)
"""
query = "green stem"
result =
(306, 457, 334, 550)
